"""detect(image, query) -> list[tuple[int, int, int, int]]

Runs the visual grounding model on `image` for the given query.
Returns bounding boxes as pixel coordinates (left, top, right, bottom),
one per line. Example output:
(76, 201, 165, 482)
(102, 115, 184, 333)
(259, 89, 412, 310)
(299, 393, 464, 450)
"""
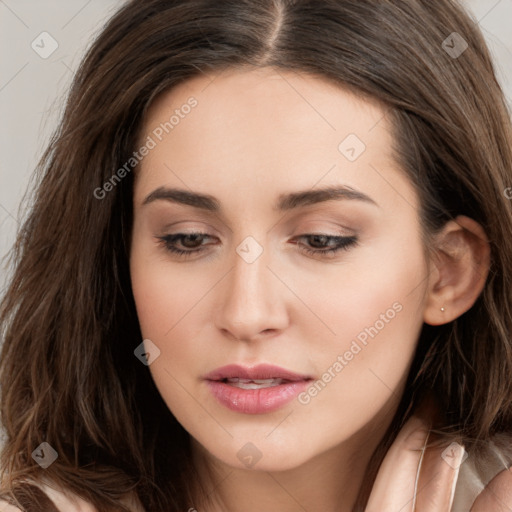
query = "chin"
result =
(201, 437, 316, 473)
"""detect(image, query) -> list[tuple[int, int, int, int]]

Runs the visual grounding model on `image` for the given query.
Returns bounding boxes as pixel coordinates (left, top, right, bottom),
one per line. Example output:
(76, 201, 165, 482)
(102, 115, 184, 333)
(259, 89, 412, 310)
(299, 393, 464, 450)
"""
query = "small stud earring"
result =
(440, 307, 445, 312)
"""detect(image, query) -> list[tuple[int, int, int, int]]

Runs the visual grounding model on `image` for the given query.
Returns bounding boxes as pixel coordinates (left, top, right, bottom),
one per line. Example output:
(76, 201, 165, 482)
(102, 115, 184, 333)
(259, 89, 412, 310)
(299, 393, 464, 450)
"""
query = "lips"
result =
(204, 364, 314, 414)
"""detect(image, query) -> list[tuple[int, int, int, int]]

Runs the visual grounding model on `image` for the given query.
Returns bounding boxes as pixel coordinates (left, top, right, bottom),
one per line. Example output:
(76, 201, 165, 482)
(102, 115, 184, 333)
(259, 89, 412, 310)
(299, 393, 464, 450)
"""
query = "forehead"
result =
(143, 66, 388, 142)
(134, 67, 415, 215)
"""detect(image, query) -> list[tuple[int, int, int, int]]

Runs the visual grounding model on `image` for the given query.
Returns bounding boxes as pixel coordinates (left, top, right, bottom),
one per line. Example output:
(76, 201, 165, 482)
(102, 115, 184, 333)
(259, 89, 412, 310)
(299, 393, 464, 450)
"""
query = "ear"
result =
(423, 215, 490, 326)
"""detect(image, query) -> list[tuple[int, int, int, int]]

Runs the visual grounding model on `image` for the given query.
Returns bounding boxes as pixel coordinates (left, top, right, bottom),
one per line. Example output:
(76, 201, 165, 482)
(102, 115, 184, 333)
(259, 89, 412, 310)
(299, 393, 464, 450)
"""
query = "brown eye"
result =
(156, 232, 215, 257)
(293, 234, 358, 258)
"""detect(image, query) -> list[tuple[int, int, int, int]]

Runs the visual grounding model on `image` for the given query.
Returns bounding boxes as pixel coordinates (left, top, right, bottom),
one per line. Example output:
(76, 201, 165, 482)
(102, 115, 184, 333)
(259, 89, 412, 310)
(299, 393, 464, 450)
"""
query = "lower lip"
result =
(206, 379, 311, 414)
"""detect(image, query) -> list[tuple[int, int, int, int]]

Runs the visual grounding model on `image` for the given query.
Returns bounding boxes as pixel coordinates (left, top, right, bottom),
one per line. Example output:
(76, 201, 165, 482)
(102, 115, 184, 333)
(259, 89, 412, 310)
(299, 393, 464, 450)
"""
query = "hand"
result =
(365, 413, 463, 511)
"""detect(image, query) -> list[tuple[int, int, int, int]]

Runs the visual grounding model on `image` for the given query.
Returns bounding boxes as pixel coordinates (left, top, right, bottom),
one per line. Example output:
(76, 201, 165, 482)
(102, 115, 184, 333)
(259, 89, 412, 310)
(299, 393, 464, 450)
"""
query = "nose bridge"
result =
(215, 235, 287, 340)
(232, 235, 268, 302)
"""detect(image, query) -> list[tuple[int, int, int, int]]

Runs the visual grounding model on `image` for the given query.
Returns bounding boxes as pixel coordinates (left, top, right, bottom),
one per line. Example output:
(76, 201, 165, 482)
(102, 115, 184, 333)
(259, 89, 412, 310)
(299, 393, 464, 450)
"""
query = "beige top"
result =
(452, 435, 512, 511)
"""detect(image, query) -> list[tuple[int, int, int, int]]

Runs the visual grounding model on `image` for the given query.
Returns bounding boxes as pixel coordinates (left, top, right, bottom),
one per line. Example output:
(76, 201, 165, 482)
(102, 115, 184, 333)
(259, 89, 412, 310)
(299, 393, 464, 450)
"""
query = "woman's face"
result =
(129, 66, 431, 472)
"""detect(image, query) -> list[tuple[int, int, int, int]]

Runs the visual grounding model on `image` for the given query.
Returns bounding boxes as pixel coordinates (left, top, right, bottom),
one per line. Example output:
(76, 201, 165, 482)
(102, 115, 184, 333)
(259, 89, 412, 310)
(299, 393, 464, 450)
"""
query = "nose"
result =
(214, 238, 289, 342)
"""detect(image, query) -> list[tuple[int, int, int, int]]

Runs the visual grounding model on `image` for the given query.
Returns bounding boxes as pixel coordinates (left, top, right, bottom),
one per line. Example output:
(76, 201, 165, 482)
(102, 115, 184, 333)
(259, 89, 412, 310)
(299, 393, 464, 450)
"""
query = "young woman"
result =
(1, 0, 511, 510)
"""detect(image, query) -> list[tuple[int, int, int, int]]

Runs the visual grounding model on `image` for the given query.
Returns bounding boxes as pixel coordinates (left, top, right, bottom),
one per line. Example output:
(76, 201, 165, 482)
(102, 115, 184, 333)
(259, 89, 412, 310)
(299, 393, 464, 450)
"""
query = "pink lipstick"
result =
(204, 364, 313, 414)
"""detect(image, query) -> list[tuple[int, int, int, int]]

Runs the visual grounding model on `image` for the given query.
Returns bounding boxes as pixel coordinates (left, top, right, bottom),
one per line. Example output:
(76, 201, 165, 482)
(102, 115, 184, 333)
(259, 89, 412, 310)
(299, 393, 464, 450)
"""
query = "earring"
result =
(440, 307, 445, 312)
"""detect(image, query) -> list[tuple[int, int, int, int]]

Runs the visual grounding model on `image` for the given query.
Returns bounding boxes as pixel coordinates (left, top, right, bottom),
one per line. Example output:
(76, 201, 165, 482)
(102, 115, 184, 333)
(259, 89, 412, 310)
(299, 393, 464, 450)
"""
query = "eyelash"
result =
(155, 232, 358, 259)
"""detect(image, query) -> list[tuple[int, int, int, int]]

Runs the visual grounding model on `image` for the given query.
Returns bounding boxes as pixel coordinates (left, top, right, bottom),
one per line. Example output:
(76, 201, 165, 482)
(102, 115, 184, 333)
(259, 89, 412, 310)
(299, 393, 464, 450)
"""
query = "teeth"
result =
(225, 377, 284, 389)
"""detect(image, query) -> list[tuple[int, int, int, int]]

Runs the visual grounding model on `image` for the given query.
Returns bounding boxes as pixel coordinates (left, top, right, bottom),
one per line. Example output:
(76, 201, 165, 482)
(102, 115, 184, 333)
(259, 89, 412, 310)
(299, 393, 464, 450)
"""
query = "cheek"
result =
(129, 237, 210, 339)
(290, 225, 427, 344)
(129, 247, 209, 422)
(294, 230, 427, 417)
(129, 242, 221, 392)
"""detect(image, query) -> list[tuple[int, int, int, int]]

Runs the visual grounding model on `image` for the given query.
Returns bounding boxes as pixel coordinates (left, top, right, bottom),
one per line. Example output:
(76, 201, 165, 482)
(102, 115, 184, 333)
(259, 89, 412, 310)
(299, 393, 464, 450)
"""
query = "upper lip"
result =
(204, 364, 313, 382)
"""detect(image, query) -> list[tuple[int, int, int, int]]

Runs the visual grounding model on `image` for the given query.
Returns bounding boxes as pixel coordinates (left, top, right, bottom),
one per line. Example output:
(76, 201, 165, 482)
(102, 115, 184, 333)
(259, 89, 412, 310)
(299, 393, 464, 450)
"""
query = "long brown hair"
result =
(1, 0, 512, 510)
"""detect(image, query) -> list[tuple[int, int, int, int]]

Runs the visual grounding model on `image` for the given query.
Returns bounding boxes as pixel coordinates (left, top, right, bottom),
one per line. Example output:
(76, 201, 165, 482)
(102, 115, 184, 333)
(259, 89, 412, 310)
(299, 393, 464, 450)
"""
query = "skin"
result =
(129, 66, 490, 511)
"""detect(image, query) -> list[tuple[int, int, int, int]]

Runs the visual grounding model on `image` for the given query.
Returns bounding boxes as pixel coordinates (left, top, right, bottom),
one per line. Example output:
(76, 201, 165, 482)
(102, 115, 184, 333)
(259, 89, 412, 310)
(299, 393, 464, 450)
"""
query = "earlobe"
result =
(423, 216, 490, 326)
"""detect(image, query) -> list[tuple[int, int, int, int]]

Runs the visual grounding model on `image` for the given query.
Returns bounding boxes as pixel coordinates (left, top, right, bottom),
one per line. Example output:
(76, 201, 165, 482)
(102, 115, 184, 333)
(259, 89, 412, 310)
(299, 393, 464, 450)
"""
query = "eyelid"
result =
(159, 221, 222, 234)
(290, 225, 356, 239)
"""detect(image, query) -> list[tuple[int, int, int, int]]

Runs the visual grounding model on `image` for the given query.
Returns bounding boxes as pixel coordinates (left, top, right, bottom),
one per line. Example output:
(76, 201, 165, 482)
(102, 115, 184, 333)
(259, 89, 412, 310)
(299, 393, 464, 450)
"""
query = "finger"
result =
(414, 439, 464, 511)
(365, 414, 430, 512)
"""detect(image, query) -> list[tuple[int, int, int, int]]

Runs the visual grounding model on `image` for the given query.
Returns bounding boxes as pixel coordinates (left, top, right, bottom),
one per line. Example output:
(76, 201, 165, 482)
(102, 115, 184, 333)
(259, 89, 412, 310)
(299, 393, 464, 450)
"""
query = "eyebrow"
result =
(142, 185, 379, 211)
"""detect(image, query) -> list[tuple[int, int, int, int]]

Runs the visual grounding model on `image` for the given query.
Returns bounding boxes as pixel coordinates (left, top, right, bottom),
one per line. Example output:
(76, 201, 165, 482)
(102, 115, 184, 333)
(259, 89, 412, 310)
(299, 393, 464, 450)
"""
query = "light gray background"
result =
(1, 0, 511, 292)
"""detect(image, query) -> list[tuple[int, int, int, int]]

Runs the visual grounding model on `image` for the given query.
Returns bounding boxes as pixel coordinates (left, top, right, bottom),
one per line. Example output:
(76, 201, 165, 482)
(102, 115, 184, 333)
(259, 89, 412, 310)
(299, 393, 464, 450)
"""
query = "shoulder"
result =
(0, 480, 98, 512)
(37, 481, 99, 512)
(0, 480, 145, 512)
(0, 499, 23, 512)
(0, 479, 145, 512)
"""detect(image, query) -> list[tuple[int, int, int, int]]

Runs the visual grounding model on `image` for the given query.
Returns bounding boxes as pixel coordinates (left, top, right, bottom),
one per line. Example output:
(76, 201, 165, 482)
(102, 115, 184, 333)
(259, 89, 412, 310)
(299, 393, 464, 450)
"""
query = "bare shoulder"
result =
(0, 498, 23, 512)
(0, 480, 99, 512)
(0, 479, 144, 511)
(39, 482, 99, 512)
